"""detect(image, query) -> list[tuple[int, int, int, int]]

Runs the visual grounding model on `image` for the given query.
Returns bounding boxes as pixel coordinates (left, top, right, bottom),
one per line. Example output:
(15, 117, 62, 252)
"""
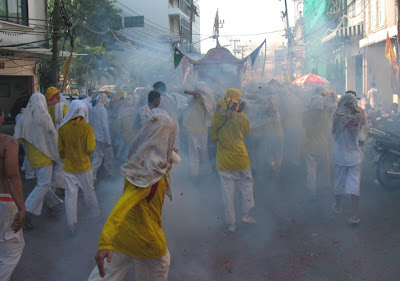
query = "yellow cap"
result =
(45, 86, 59, 100)
(225, 88, 241, 103)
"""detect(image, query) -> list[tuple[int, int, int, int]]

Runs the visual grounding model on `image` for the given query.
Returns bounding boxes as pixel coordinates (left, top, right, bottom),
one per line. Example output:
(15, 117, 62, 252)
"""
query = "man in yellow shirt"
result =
(58, 100, 100, 235)
(13, 93, 63, 229)
(87, 111, 177, 281)
(211, 88, 256, 233)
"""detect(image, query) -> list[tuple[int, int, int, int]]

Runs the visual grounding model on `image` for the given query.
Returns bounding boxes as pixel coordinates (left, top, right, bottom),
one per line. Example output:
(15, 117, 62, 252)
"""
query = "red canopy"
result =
(292, 74, 329, 87)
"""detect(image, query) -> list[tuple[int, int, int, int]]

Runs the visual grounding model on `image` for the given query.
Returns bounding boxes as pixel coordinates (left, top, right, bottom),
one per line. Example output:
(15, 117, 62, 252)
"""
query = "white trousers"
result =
(187, 132, 211, 176)
(334, 164, 361, 196)
(52, 162, 66, 190)
(218, 168, 255, 226)
(87, 250, 170, 281)
(0, 197, 25, 281)
(25, 166, 63, 215)
(65, 171, 100, 226)
(305, 153, 329, 194)
(91, 141, 114, 181)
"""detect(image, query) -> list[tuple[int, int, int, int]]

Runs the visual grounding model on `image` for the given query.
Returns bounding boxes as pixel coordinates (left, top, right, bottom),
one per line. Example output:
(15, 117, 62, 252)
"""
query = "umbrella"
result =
(292, 74, 329, 87)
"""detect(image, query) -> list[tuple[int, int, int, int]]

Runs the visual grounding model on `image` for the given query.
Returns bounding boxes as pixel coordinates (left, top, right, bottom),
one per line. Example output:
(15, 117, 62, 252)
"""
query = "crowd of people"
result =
(0, 77, 390, 280)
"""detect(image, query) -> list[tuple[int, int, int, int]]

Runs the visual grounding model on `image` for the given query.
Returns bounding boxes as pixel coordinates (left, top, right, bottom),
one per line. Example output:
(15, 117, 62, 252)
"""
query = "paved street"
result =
(9, 161, 400, 281)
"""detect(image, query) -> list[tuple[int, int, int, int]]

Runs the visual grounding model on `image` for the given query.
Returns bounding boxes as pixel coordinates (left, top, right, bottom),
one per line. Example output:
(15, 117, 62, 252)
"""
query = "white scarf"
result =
(58, 100, 89, 129)
(13, 93, 62, 163)
(120, 113, 177, 188)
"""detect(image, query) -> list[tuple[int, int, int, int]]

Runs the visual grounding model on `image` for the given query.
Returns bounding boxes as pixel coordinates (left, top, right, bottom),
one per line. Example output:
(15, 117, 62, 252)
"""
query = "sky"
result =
(199, 0, 300, 55)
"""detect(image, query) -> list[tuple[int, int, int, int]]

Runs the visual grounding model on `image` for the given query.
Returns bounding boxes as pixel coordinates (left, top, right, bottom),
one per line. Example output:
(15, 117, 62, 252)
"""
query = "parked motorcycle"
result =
(369, 127, 400, 190)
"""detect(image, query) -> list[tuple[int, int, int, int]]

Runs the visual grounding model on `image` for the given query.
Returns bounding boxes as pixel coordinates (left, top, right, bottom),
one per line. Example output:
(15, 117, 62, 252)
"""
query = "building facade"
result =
(117, 0, 201, 54)
(0, 0, 51, 115)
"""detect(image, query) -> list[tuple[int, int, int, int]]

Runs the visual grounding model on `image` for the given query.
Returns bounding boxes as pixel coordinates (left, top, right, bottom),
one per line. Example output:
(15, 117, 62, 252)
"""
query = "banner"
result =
(173, 46, 185, 69)
(245, 39, 266, 69)
(385, 31, 399, 74)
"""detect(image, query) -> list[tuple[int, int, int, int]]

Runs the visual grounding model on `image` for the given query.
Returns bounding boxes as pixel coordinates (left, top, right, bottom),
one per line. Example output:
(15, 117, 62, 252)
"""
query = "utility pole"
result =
(51, 0, 61, 87)
(238, 45, 248, 59)
(283, 0, 294, 81)
(230, 39, 240, 57)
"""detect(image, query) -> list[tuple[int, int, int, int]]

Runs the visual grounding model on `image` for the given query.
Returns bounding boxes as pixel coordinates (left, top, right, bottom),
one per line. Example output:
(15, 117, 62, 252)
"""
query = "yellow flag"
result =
(385, 32, 399, 74)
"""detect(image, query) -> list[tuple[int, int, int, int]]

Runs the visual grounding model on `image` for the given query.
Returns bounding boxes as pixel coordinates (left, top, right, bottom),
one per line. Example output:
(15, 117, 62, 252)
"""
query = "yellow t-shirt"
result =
(23, 141, 52, 168)
(98, 177, 167, 258)
(48, 103, 68, 126)
(211, 111, 250, 172)
(58, 118, 96, 173)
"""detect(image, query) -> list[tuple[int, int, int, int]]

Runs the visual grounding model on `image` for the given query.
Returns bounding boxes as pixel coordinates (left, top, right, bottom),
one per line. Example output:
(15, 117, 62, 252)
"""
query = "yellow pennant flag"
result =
(385, 32, 399, 74)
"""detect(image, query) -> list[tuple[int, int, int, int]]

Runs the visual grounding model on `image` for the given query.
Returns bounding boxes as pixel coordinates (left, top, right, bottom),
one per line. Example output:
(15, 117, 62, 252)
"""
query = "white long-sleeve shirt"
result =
(91, 104, 111, 144)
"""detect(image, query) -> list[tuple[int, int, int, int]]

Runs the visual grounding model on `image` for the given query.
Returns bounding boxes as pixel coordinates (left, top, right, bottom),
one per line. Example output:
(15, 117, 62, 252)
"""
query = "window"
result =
(370, 0, 376, 30)
(0, 0, 28, 26)
(377, 0, 384, 27)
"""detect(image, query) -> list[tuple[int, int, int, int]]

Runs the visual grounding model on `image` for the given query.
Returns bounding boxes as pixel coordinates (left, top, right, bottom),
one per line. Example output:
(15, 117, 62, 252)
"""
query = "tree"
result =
(46, 0, 125, 91)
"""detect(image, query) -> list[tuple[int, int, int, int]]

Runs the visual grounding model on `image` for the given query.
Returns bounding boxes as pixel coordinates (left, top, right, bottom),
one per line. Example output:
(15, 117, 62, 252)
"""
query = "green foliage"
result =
(47, 0, 125, 89)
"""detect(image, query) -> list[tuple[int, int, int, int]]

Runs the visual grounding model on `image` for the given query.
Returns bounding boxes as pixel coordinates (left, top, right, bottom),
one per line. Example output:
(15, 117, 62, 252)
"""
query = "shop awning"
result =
(322, 23, 364, 43)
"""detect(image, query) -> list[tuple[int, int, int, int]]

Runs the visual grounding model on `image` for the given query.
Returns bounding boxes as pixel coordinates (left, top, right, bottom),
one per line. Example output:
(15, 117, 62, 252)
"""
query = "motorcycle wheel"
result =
(376, 156, 400, 190)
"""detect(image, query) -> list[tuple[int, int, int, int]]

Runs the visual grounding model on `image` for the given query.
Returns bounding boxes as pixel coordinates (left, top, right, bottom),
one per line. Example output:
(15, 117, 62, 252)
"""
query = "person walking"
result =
(13, 93, 63, 229)
(58, 100, 100, 234)
(211, 88, 256, 233)
(331, 92, 368, 224)
(87, 111, 177, 281)
(91, 93, 114, 182)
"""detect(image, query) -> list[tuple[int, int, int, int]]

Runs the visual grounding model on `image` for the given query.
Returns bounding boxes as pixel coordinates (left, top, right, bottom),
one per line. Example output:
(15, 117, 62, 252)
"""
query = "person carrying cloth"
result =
(13, 93, 63, 230)
(58, 100, 100, 235)
(87, 112, 178, 281)
(211, 88, 256, 233)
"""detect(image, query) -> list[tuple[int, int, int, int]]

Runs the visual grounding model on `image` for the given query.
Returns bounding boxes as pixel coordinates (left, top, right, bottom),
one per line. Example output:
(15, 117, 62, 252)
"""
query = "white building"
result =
(116, 0, 201, 53)
(0, 0, 52, 115)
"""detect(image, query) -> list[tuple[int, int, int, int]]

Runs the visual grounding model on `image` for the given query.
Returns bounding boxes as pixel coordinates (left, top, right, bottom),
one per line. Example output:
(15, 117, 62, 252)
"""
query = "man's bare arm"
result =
(5, 137, 25, 231)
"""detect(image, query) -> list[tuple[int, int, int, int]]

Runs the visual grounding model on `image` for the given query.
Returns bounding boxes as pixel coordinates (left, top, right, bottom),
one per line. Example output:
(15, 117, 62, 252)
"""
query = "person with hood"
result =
(13, 93, 64, 229)
(0, 105, 26, 281)
(87, 112, 178, 281)
(331, 92, 368, 224)
(303, 91, 330, 198)
(211, 88, 255, 233)
(58, 100, 100, 234)
(91, 93, 114, 182)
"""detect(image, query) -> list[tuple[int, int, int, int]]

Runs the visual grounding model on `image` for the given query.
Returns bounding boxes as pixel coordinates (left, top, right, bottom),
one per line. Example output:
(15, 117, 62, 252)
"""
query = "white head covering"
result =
(308, 95, 325, 111)
(13, 93, 62, 163)
(120, 113, 177, 188)
(58, 100, 89, 129)
(333, 93, 368, 141)
(97, 93, 109, 106)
